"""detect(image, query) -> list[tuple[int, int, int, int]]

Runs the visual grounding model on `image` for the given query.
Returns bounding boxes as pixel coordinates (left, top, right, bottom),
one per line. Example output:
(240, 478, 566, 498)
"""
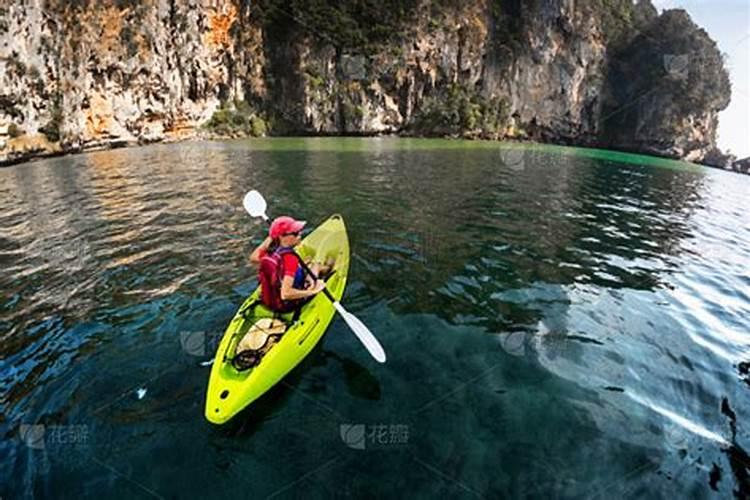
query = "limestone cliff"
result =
(0, 0, 732, 169)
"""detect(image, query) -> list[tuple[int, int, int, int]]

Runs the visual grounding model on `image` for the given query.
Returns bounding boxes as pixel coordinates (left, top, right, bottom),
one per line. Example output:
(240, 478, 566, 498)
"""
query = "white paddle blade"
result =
(243, 190, 268, 220)
(333, 302, 386, 363)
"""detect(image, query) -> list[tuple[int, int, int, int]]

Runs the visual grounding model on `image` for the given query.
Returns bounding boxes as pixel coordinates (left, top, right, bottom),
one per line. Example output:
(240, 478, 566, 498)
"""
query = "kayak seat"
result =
(232, 318, 288, 371)
(226, 266, 335, 372)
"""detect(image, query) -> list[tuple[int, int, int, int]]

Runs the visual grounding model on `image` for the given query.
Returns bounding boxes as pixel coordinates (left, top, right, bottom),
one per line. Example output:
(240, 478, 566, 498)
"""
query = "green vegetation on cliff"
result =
(8, 123, 22, 138)
(249, 0, 423, 52)
(204, 100, 267, 137)
(412, 84, 510, 139)
(39, 93, 63, 142)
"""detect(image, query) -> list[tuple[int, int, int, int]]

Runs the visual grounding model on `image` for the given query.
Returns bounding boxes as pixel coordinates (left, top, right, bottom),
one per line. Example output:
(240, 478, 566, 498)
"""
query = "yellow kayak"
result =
(205, 214, 350, 424)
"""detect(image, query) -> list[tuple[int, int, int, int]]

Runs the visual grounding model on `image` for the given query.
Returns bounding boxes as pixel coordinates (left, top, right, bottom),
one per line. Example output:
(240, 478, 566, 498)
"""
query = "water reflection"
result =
(350, 145, 706, 328)
(2, 139, 749, 498)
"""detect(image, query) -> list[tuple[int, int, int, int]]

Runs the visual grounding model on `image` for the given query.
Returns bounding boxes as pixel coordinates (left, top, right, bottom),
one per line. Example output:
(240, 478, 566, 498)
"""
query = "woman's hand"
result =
(308, 280, 326, 297)
(249, 236, 273, 264)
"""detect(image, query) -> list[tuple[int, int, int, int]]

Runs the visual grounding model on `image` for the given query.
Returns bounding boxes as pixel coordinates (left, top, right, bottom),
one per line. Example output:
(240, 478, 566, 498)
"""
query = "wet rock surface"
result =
(0, 0, 733, 169)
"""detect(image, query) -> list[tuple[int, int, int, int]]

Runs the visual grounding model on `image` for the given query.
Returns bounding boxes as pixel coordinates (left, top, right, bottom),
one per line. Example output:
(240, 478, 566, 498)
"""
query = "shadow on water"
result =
(215, 339, 331, 439)
(322, 351, 381, 401)
(215, 381, 295, 439)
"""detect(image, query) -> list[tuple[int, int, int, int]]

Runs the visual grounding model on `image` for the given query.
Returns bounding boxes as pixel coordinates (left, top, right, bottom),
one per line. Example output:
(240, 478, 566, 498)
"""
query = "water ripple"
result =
(1, 139, 749, 497)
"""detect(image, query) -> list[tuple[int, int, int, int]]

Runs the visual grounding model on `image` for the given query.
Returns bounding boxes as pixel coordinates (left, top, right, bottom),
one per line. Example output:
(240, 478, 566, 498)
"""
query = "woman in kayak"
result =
(249, 215, 327, 311)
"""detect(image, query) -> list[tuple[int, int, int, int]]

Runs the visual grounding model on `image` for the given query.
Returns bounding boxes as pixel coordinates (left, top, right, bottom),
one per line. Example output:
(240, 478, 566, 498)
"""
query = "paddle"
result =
(242, 190, 387, 363)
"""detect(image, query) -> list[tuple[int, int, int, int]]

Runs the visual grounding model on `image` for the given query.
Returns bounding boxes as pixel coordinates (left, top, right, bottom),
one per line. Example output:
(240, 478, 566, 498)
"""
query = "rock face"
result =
(600, 8, 731, 162)
(0, 0, 732, 167)
(733, 157, 750, 175)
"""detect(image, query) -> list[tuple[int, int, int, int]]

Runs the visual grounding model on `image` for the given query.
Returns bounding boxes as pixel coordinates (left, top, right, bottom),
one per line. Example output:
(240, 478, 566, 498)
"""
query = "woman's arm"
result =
(249, 236, 273, 264)
(280, 276, 325, 301)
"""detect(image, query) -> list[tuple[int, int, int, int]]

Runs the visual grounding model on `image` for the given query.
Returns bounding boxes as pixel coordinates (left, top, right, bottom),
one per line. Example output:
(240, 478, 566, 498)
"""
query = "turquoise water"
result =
(1, 138, 749, 498)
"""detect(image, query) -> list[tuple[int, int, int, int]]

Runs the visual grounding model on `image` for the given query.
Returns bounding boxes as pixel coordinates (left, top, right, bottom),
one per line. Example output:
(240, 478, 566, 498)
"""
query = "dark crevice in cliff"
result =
(260, 12, 308, 133)
(0, 0, 736, 170)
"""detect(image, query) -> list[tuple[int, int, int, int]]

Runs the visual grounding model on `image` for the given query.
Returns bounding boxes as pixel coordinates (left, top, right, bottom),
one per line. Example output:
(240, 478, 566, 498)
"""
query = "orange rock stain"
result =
(204, 4, 238, 50)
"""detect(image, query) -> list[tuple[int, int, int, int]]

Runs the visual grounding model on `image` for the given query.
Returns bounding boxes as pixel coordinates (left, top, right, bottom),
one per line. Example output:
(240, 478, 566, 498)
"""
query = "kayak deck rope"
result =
(224, 268, 337, 369)
(225, 301, 300, 370)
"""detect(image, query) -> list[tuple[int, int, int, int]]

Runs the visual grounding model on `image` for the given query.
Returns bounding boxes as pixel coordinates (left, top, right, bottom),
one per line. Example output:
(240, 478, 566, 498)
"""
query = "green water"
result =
(1, 138, 749, 498)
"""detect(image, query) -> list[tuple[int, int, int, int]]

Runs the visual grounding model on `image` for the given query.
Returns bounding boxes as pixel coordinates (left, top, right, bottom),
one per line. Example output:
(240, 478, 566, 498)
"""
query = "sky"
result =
(651, 0, 750, 158)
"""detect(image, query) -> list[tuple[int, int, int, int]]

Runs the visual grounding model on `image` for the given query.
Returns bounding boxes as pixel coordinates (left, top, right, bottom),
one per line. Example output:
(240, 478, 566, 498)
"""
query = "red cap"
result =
(269, 216, 306, 239)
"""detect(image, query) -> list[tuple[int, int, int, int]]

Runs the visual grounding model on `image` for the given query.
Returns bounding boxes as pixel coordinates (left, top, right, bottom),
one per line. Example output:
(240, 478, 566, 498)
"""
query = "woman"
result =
(249, 216, 327, 312)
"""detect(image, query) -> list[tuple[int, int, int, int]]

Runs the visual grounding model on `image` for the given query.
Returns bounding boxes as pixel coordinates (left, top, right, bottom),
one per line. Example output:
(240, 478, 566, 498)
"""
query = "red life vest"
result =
(258, 247, 303, 312)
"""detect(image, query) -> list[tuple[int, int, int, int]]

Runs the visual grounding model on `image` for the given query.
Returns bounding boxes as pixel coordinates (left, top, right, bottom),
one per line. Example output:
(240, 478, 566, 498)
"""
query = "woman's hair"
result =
(267, 238, 280, 253)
